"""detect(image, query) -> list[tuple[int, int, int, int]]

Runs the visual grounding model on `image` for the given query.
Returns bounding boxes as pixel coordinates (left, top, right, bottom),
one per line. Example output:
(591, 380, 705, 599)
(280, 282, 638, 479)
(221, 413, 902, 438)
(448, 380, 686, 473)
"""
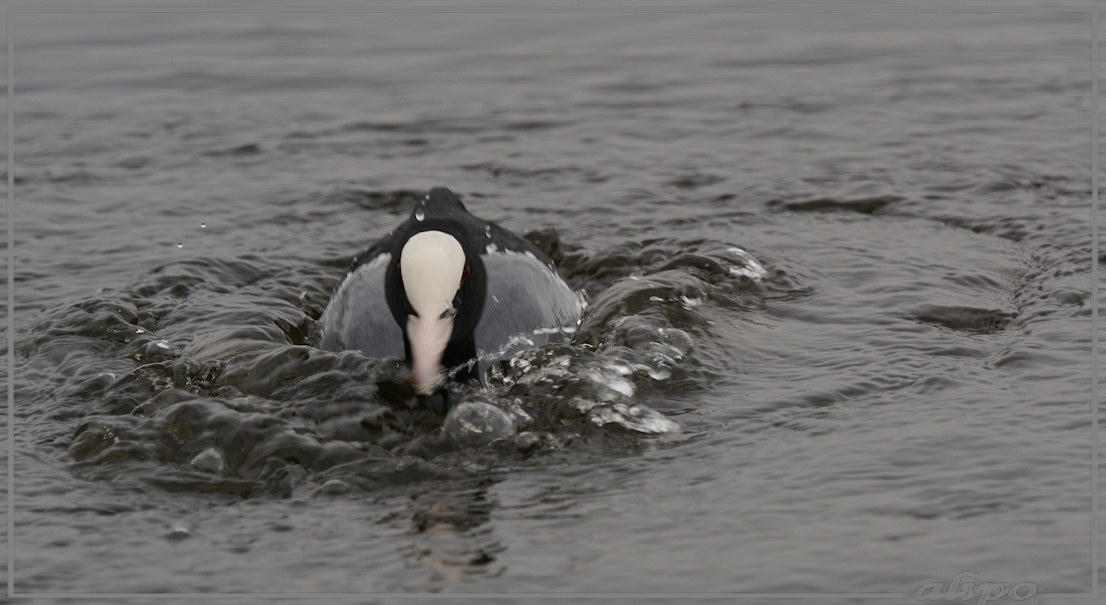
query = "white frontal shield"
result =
(400, 230, 465, 394)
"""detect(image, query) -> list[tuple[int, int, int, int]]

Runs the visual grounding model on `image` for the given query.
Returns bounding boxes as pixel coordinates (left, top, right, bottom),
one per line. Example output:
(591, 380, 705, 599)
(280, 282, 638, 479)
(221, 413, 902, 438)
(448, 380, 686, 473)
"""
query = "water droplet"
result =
(167, 524, 190, 541)
(414, 209, 425, 221)
(200, 222, 206, 229)
(680, 295, 702, 308)
(176, 242, 183, 249)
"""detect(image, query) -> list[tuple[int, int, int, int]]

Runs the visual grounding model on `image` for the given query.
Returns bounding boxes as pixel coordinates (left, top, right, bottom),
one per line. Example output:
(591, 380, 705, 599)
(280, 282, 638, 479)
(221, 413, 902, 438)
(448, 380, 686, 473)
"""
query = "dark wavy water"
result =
(5, 5, 1098, 598)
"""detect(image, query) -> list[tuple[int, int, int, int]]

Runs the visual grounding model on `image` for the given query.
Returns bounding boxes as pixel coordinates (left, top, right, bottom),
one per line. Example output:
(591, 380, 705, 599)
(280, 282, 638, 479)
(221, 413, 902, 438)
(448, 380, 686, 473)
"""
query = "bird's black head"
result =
(424, 186, 469, 214)
(382, 189, 486, 411)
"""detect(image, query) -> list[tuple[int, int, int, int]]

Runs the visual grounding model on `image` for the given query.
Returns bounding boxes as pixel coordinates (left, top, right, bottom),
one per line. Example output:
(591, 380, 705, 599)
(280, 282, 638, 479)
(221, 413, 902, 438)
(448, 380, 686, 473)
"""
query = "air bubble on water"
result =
(484, 224, 491, 238)
(135, 328, 145, 334)
(414, 209, 425, 221)
(190, 447, 225, 475)
(176, 242, 184, 249)
(513, 431, 543, 451)
(726, 246, 767, 280)
(318, 479, 350, 496)
(167, 523, 190, 541)
(200, 222, 206, 229)
(443, 400, 517, 449)
(154, 339, 170, 350)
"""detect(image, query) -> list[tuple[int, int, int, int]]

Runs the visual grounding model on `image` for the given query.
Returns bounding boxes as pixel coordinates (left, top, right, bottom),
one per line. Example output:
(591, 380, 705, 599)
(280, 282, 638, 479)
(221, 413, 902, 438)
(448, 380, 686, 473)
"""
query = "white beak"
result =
(399, 230, 466, 394)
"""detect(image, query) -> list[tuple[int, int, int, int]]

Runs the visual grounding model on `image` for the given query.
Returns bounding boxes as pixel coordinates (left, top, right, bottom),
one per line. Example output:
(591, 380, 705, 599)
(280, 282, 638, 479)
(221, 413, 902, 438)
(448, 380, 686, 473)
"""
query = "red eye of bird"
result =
(461, 265, 471, 282)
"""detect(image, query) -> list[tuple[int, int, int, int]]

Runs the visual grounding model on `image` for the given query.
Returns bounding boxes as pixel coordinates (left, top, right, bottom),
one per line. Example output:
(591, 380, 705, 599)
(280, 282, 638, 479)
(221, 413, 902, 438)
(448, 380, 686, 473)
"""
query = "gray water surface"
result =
(7, 5, 1098, 599)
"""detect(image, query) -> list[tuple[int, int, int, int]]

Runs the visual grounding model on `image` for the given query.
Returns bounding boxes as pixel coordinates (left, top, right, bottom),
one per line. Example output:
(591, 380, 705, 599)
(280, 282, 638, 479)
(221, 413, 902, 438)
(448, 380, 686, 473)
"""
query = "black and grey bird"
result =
(319, 187, 582, 412)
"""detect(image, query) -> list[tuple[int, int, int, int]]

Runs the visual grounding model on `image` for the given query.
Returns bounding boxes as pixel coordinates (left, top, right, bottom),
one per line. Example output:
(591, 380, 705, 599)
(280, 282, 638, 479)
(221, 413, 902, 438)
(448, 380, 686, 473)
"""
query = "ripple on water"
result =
(19, 214, 768, 497)
(906, 304, 1016, 335)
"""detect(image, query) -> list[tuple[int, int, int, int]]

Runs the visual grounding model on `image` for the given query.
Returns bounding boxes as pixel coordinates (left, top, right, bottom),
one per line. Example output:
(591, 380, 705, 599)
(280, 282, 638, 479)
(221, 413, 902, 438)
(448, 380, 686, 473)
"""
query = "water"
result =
(6, 4, 1098, 599)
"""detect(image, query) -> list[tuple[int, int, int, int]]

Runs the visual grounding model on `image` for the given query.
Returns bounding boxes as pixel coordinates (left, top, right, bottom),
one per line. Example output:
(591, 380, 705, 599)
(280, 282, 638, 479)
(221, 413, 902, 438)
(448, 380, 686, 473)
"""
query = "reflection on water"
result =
(404, 479, 503, 584)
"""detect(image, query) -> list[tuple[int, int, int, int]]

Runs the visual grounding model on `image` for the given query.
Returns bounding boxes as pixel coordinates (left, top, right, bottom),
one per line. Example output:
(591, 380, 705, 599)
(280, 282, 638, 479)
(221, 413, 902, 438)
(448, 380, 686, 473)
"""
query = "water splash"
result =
(725, 246, 767, 280)
(588, 402, 680, 434)
(27, 234, 774, 495)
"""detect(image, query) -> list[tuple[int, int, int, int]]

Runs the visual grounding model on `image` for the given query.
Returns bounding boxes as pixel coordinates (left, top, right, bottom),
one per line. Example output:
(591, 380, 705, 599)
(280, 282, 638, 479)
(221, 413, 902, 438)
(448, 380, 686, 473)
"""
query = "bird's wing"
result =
(474, 250, 581, 374)
(318, 253, 406, 358)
